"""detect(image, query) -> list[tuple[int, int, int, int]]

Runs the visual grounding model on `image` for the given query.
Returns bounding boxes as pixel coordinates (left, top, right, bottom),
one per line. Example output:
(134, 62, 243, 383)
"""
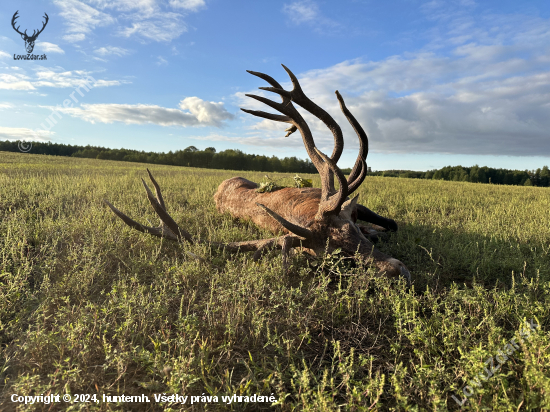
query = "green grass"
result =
(0, 151, 549, 411)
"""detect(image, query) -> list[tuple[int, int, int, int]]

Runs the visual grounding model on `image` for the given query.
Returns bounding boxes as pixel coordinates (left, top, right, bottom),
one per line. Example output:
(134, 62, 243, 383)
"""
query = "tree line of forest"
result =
(0, 141, 316, 174)
(370, 165, 550, 187)
(1, 140, 549, 187)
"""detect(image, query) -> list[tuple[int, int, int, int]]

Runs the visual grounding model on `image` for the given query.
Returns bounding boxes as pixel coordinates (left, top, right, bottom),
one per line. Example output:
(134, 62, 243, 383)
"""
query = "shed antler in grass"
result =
(105, 65, 410, 283)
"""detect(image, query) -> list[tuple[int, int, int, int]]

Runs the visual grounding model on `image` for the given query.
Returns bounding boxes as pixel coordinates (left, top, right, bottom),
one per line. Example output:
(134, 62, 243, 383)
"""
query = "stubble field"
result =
(0, 151, 549, 411)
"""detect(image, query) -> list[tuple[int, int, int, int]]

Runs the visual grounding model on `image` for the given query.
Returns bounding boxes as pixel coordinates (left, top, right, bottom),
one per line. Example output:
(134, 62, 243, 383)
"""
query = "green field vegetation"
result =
(1, 151, 549, 411)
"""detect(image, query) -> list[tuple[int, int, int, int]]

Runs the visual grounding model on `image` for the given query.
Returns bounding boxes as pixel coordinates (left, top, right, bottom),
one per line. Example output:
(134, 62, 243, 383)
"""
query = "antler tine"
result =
(280, 64, 344, 165)
(243, 91, 325, 169)
(240, 108, 291, 123)
(35, 13, 49, 36)
(258, 86, 291, 99)
(141, 178, 194, 244)
(242, 70, 294, 124)
(244, 93, 289, 114)
(146, 168, 166, 210)
(347, 160, 368, 195)
(256, 203, 314, 239)
(11, 11, 25, 36)
(335, 91, 369, 194)
(104, 200, 179, 241)
(247, 70, 286, 92)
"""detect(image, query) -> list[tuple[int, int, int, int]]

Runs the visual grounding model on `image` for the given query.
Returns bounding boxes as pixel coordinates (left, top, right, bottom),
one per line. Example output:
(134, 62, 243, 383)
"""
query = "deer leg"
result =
(252, 238, 280, 261)
(280, 235, 294, 272)
(252, 235, 301, 271)
(356, 204, 398, 232)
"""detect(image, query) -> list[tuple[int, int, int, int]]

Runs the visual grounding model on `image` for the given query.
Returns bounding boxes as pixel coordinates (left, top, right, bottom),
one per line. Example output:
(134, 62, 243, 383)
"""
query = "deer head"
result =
(104, 65, 410, 284)
(12, 11, 49, 54)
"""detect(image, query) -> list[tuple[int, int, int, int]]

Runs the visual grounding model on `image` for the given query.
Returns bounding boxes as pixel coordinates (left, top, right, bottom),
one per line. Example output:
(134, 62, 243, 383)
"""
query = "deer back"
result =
(214, 177, 322, 234)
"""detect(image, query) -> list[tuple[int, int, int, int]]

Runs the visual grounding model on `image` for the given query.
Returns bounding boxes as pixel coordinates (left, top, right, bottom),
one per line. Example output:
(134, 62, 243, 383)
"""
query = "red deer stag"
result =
(104, 65, 410, 283)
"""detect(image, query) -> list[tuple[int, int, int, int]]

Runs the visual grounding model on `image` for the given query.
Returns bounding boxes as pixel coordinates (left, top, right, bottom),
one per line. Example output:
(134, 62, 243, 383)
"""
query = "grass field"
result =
(1, 151, 549, 411)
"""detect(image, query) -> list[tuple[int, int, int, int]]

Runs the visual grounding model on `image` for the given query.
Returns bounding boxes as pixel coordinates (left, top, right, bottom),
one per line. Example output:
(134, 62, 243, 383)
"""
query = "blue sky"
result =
(1, 0, 549, 171)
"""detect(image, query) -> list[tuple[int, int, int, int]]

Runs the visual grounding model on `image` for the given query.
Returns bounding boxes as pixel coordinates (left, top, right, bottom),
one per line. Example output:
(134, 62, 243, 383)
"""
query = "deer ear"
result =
(339, 195, 359, 221)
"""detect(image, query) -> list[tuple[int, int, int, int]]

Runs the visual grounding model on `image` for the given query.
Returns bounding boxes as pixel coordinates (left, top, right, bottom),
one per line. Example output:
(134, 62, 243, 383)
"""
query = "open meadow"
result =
(1, 151, 549, 411)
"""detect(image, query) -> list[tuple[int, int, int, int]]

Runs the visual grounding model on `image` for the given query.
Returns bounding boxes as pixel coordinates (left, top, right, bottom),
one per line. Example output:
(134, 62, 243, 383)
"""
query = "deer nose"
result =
(387, 258, 411, 285)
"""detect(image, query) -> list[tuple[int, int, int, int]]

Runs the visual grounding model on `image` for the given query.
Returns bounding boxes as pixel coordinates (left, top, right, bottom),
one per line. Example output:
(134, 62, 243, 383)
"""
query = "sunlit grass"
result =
(1, 151, 549, 411)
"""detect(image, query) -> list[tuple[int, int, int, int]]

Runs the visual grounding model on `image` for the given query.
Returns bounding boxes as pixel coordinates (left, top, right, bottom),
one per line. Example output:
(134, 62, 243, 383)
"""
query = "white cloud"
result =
(63, 34, 86, 42)
(94, 46, 130, 56)
(54, 0, 204, 43)
(282, 0, 340, 32)
(178, 97, 234, 126)
(33, 69, 124, 88)
(117, 12, 187, 42)
(0, 103, 14, 109)
(169, 0, 206, 11)
(0, 83, 35, 90)
(54, 0, 115, 42)
(86, 0, 157, 13)
(0, 73, 35, 90)
(35, 42, 65, 54)
(282, 0, 319, 24)
(156, 56, 168, 66)
(93, 79, 125, 87)
(0, 67, 125, 90)
(0, 126, 53, 141)
(0, 51, 10, 59)
(49, 97, 234, 127)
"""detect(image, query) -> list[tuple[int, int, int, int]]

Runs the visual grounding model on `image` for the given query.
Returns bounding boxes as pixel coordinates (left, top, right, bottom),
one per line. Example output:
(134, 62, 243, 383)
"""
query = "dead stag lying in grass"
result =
(105, 65, 410, 283)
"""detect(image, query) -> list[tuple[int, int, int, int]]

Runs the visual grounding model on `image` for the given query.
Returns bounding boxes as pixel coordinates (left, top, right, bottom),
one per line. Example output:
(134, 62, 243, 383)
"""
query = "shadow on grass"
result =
(372, 220, 549, 293)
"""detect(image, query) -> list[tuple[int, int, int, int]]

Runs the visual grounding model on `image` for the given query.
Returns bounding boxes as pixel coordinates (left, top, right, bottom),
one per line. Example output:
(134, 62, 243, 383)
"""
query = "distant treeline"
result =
(1, 141, 548, 187)
(371, 165, 550, 187)
(0, 141, 316, 174)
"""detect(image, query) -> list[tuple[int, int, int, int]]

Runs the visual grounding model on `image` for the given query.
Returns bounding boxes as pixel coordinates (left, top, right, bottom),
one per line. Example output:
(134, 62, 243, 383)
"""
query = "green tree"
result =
(540, 166, 550, 187)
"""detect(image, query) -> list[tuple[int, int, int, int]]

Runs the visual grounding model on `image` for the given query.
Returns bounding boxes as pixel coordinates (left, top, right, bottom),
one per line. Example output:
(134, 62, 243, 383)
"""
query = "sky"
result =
(0, 0, 549, 171)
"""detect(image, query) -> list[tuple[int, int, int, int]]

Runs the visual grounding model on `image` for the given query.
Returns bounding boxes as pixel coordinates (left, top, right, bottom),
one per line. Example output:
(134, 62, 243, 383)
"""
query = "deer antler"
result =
(11, 11, 49, 40)
(33, 13, 49, 39)
(242, 64, 369, 220)
(11, 11, 25, 37)
(334, 91, 368, 196)
(104, 169, 303, 269)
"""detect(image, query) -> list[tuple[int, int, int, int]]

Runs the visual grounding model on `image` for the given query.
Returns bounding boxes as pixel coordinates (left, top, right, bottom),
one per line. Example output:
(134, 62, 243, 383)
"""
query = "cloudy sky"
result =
(0, 0, 549, 171)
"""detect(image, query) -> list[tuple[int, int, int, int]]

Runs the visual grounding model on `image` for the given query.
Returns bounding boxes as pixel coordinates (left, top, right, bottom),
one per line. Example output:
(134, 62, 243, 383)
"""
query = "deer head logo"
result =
(11, 11, 49, 54)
